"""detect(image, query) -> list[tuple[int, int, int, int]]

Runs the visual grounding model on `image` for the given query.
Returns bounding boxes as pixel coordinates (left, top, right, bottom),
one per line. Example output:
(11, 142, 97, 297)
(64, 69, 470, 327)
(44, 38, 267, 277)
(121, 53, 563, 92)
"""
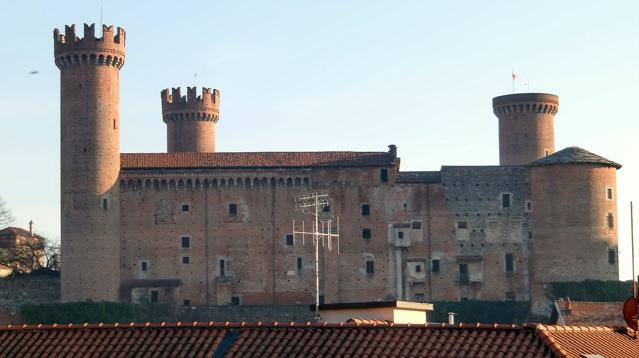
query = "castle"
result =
(53, 23, 621, 314)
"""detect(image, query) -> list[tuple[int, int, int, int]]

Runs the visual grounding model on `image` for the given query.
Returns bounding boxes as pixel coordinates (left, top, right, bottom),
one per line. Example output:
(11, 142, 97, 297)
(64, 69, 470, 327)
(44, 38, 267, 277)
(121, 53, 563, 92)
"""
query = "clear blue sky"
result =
(0, 1, 637, 279)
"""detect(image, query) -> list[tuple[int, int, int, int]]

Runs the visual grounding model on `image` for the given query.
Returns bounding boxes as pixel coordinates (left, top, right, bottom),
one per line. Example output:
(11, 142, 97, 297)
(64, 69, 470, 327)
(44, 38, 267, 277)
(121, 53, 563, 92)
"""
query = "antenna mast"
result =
(293, 193, 340, 321)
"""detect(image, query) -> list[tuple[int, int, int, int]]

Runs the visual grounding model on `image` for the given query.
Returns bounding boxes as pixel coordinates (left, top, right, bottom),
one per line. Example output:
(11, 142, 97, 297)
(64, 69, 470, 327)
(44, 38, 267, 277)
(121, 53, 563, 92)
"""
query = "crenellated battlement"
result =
(161, 87, 220, 123)
(53, 24, 125, 69)
(492, 93, 559, 116)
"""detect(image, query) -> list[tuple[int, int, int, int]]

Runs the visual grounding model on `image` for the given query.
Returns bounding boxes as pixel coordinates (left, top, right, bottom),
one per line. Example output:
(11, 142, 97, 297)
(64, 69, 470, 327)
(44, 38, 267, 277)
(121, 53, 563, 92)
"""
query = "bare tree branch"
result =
(0, 197, 13, 227)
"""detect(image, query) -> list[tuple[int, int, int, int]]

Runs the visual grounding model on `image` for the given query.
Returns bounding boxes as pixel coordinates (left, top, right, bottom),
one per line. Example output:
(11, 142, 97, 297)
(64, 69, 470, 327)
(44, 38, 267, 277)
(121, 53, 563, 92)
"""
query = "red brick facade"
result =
(55, 24, 620, 312)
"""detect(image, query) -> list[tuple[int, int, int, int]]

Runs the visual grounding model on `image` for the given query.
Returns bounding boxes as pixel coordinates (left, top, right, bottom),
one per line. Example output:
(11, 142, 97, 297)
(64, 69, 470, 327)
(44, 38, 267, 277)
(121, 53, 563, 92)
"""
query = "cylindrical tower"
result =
(492, 93, 558, 165)
(529, 146, 621, 313)
(161, 87, 220, 153)
(54, 23, 125, 302)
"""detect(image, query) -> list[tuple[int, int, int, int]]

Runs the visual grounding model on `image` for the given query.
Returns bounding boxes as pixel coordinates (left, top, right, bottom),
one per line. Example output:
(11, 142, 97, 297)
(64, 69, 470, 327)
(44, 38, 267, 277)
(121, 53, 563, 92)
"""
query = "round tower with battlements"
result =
(492, 93, 558, 166)
(161, 87, 220, 153)
(54, 23, 125, 302)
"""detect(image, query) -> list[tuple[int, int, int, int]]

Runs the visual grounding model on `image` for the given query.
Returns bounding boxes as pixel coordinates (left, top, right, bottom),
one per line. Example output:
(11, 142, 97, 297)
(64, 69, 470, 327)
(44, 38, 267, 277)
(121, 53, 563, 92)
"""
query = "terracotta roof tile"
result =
(0, 322, 555, 357)
(120, 151, 395, 170)
(0, 227, 45, 240)
(536, 324, 639, 358)
(552, 300, 625, 327)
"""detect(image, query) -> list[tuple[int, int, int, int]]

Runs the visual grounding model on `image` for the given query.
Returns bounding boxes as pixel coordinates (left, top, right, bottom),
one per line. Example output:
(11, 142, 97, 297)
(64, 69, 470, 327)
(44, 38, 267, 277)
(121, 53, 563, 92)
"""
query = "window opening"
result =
(505, 253, 514, 272)
(286, 234, 294, 246)
(431, 259, 440, 273)
(181, 236, 190, 248)
(229, 203, 237, 216)
(502, 193, 511, 208)
(366, 260, 375, 275)
(182, 256, 190, 264)
(380, 169, 389, 182)
(361, 204, 370, 216)
(150, 290, 158, 303)
(362, 228, 371, 240)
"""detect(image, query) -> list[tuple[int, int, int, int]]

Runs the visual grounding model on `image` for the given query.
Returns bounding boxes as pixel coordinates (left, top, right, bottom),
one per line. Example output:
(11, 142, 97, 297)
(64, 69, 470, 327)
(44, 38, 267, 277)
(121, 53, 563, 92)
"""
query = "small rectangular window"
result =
(411, 221, 422, 229)
(457, 221, 468, 229)
(458, 263, 469, 284)
(229, 203, 237, 216)
(505, 291, 516, 301)
(380, 169, 389, 183)
(181, 204, 190, 212)
(286, 234, 294, 246)
(397, 231, 404, 239)
(528, 231, 533, 240)
(606, 187, 613, 200)
(505, 253, 514, 272)
(607, 213, 614, 229)
(415, 264, 422, 273)
(502, 193, 511, 208)
(150, 290, 158, 303)
(361, 204, 370, 216)
(414, 293, 425, 302)
(362, 228, 371, 240)
(182, 256, 190, 264)
(102, 198, 109, 210)
(366, 260, 375, 275)
(141, 261, 148, 272)
(525, 200, 532, 212)
(296, 257, 303, 273)
(608, 249, 616, 264)
(431, 259, 440, 273)
(183, 299, 191, 306)
(181, 236, 190, 248)
(230, 296, 240, 305)
(219, 259, 226, 277)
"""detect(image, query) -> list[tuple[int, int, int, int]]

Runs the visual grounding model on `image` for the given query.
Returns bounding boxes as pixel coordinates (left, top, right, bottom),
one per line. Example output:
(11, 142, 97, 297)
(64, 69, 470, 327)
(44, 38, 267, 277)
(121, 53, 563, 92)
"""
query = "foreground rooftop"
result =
(0, 322, 637, 357)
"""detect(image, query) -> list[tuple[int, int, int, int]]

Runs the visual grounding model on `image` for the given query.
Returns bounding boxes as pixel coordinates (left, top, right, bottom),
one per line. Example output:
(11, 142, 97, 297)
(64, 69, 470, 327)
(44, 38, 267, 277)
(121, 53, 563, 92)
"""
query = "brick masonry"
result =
(54, 23, 620, 315)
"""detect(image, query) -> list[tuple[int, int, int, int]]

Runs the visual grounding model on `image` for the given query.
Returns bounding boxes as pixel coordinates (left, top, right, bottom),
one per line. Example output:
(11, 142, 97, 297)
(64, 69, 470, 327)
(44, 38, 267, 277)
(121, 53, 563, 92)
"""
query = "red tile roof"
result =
(553, 300, 625, 327)
(0, 322, 555, 357)
(0, 227, 44, 240)
(537, 324, 639, 358)
(120, 151, 395, 170)
(1, 321, 637, 357)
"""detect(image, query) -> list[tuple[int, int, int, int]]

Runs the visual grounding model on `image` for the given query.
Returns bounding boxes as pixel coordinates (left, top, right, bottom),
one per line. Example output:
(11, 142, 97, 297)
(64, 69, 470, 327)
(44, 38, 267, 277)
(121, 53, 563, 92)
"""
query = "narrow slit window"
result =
(296, 257, 303, 273)
(380, 169, 389, 183)
(608, 249, 616, 265)
(606, 187, 613, 200)
(607, 213, 614, 229)
(219, 259, 226, 277)
(366, 260, 375, 275)
(505, 253, 514, 272)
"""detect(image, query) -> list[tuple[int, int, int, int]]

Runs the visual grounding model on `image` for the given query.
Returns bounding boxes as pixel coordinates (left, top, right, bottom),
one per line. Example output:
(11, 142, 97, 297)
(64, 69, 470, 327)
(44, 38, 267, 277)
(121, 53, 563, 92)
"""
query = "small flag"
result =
(512, 70, 517, 80)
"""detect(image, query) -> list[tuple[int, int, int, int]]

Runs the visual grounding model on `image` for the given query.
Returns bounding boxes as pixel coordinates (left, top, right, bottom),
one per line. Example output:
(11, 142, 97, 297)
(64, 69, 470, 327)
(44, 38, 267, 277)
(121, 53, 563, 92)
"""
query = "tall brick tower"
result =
(492, 93, 558, 165)
(529, 147, 621, 314)
(54, 24, 125, 301)
(161, 87, 220, 152)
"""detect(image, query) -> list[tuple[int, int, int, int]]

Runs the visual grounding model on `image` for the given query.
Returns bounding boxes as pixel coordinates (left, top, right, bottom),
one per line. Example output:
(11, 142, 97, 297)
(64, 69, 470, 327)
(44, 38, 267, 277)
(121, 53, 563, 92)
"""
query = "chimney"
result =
(447, 312, 455, 324)
(29, 220, 33, 236)
(388, 144, 397, 159)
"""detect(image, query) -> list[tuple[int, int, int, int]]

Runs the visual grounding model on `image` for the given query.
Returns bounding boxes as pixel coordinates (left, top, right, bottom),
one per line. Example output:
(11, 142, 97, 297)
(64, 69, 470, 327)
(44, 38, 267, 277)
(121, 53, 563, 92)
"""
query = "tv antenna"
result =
(293, 193, 340, 321)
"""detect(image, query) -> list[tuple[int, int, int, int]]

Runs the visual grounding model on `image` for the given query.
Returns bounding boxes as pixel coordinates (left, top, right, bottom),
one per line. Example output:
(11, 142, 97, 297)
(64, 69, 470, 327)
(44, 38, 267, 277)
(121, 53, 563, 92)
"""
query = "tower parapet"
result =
(55, 23, 124, 302)
(54, 24, 125, 69)
(492, 93, 558, 166)
(161, 87, 221, 153)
